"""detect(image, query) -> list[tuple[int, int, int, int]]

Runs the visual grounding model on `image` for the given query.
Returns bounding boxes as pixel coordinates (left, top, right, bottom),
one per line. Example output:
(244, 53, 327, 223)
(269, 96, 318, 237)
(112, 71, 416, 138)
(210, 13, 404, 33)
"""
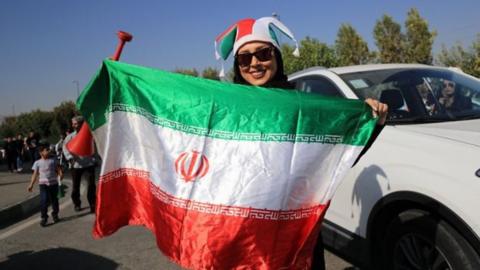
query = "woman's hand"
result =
(365, 98, 388, 125)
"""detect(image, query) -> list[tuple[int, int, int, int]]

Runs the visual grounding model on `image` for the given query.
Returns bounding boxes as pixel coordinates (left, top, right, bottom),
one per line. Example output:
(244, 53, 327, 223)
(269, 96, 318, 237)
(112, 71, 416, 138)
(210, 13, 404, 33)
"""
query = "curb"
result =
(0, 193, 40, 229)
(0, 178, 72, 229)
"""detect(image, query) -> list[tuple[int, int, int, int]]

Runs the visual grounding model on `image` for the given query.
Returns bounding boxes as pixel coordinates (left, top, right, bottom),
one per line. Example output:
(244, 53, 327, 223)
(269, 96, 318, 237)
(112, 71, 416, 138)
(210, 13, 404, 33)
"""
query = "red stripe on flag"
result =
(93, 168, 328, 269)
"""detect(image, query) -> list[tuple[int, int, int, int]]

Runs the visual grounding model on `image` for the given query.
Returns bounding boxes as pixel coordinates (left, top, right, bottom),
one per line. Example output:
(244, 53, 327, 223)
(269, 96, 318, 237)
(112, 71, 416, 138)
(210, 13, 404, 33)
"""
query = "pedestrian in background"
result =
(28, 145, 63, 227)
(5, 137, 18, 173)
(26, 131, 40, 163)
(55, 133, 66, 165)
(15, 133, 24, 172)
(63, 116, 97, 213)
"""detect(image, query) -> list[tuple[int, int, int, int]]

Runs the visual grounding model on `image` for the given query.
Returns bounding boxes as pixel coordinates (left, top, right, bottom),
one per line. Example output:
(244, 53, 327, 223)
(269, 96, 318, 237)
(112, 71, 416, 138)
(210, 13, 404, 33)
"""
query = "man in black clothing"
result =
(5, 137, 18, 173)
(26, 131, 40, 163)
(63, 116, 97, 213)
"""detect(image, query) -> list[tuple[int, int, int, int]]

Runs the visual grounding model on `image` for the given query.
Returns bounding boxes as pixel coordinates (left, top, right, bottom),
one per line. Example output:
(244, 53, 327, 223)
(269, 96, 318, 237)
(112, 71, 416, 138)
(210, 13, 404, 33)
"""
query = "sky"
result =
(1, 0, 479, 117)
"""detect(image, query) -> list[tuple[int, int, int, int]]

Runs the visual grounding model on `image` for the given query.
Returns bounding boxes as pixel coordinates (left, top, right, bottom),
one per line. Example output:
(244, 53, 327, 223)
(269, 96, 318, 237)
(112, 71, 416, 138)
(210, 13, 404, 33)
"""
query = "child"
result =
(28, 145, 63, 227)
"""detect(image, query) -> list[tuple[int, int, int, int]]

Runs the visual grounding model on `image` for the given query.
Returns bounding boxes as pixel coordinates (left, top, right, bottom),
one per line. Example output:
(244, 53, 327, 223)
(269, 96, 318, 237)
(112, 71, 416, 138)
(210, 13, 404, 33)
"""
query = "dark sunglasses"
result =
(236, 47, 274, 67)
(443, 82, 455, 88)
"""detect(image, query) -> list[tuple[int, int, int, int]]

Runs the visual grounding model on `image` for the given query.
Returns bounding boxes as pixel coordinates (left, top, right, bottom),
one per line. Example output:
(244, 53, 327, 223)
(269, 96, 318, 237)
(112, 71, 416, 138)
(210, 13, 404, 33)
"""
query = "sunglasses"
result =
(443, 82, 455, 88)
(236, 47, 274, 67)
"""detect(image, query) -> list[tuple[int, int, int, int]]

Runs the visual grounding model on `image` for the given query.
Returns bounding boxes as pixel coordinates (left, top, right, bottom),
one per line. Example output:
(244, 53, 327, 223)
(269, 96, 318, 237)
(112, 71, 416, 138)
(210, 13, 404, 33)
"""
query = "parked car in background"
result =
(290, 64, 480, 270)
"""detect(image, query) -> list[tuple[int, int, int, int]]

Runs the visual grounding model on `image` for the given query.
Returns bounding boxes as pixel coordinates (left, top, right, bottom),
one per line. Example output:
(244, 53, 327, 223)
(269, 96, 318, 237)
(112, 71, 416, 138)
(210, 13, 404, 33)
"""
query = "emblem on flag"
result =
(174, 150, 209, 182)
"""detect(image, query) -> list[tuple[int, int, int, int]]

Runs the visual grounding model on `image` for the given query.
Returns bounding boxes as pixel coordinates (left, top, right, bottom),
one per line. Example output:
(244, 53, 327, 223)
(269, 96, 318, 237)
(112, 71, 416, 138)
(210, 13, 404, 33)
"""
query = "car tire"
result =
(378, 209, 480, 270)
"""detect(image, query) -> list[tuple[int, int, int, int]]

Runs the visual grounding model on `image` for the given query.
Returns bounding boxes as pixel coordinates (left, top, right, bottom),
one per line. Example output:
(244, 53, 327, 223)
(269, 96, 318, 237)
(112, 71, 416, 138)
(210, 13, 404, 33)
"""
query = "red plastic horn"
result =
(112, 31, 133, 61)
(66, 31, 133, 157)
(66, 121, 95, 156)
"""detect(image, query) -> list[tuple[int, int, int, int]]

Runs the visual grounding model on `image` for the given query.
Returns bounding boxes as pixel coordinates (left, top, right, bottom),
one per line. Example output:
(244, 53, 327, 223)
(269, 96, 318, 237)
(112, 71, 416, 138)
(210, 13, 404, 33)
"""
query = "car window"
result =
(339, 68, 480, 123)
(293, 76, 344, 98)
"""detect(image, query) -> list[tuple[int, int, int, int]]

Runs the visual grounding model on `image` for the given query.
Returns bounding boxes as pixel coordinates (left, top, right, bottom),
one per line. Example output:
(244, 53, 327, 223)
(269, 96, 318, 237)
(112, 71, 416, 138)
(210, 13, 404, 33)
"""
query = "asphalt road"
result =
(0, 184, 355, 270)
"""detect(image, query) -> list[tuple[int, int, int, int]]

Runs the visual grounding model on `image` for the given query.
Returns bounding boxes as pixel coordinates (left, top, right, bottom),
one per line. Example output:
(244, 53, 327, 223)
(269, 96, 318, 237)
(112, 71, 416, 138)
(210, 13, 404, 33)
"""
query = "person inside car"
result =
(438, 79, 472, 112)
(416, 81, 437, 115)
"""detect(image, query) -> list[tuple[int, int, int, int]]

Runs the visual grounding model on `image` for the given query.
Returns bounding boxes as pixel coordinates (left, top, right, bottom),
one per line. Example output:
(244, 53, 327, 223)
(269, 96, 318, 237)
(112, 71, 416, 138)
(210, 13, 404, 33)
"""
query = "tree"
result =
(0, 101, 78, 143)
(281, 37, 338, 75)
(373, 15, 405, 63)
(437, 43, 470, 68)
(473, 35, 480, 77)
(202, 67, 220, 81)
(11, 110, 54, 141)
(0, 116, 17, 138)
(25, 110, 54, 140)
(173, 68, 199, 77)
(404, 8, 437, 64)
(335, 24, 372, 66)
(437, 35, 480, 78)
(50, 101, 79, 140)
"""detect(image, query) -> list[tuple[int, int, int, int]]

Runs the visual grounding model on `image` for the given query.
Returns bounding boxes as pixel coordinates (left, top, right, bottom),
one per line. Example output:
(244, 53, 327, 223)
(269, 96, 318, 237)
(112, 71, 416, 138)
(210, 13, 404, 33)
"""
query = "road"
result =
(0, 184, 355, 270)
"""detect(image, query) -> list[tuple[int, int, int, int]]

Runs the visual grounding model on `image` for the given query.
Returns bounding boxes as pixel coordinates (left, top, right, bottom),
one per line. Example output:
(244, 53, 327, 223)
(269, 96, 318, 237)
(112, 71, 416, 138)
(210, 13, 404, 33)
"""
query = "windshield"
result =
(339, 68, 480, 123)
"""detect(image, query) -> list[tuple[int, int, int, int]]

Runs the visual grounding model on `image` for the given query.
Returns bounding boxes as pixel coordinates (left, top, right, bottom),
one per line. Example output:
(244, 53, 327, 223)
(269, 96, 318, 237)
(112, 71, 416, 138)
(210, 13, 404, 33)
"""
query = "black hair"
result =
(72, 115, 84, 123)
(233, 46, 293, 89)
(38, 145, 48, 152)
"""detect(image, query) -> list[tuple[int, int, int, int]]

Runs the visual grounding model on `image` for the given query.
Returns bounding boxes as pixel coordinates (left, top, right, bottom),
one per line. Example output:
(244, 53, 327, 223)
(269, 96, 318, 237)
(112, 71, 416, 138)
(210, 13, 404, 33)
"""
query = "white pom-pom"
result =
(219, 63, 225, 78)
(293, 46, 300, 57)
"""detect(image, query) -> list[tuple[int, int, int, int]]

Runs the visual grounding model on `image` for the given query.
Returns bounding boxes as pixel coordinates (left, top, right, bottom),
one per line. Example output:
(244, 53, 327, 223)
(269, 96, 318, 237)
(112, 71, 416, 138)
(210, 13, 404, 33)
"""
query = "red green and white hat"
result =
(215, 17, 299, 76)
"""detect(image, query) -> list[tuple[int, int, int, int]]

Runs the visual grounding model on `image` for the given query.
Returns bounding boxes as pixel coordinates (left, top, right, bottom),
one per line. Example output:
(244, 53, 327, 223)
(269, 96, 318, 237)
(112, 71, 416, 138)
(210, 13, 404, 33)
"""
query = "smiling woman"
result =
(214, 15, 389, 270)
(235, 43, 277, 86)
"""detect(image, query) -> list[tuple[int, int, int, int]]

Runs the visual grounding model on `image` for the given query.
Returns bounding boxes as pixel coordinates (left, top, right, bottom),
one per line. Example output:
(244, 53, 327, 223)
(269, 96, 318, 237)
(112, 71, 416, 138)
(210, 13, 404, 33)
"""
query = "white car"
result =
(289, 64, 480, 270)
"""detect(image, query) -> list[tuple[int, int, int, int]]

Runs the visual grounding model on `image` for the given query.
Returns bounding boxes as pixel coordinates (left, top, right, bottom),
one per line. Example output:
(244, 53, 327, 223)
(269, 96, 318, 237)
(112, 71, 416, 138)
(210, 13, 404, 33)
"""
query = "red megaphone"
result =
(66, 122, 95, 156)
(66, 30, 133, 157)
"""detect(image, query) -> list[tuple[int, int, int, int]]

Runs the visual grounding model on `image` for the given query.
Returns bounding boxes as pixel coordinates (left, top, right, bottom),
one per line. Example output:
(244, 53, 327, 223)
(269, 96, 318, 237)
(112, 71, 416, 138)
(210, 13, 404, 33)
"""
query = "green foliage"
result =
(173, 68, 199, 77)
(281, 37, 338, 75)
(437, 35, 480, 78)
(335, 24, 372, 66)
(373, 14, 405, 63)
(14, 110, 53, 140)
(373, 9, 436, 64)
(404, 8, 437, 64)
(0, 101, 79, 144)
(202, 67, 220, 81)
(473, 35, 480, 77)
(437, 43, 470, 68)
(49, 101, 79, 140)
(0, 116, 17, 138)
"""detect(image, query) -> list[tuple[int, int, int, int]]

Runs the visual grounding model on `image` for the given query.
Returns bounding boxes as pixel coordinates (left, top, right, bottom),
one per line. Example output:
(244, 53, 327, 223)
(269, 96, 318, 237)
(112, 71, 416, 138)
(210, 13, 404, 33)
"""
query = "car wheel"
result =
(379, 209, 480, 270)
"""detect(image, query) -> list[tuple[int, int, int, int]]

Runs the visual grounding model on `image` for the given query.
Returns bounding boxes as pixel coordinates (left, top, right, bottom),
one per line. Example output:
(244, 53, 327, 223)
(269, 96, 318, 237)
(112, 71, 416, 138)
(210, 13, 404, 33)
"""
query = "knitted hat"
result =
(215, 17, 299, 77)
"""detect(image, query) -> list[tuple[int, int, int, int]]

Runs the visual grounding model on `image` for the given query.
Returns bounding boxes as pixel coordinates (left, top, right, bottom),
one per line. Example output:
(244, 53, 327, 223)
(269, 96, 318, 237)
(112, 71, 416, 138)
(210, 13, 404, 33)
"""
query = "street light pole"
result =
(72, 80, 80, 98)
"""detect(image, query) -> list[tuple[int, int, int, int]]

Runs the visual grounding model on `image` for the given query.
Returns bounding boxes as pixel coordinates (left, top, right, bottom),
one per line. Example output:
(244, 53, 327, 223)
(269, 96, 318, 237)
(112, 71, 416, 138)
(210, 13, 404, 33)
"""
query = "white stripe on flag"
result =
(94, 112, 363, 210)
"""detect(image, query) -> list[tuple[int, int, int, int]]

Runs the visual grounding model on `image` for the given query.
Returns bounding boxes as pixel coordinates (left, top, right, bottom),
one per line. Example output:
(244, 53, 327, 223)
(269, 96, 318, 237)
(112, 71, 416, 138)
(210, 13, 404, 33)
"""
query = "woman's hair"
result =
(233, 46, 293, 89)
(72, 115, 84, 124)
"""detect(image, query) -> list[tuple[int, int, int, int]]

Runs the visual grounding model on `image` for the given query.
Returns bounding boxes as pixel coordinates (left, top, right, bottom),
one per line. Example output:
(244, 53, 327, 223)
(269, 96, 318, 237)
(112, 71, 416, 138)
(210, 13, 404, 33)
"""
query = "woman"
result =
(216, 16, 388, 269)
(438, 79, 472, 112)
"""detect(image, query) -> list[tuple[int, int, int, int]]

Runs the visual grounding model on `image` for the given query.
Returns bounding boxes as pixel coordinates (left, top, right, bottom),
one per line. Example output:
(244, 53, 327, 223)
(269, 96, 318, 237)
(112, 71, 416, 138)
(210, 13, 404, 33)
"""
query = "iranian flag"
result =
(79, 60, 376, 269)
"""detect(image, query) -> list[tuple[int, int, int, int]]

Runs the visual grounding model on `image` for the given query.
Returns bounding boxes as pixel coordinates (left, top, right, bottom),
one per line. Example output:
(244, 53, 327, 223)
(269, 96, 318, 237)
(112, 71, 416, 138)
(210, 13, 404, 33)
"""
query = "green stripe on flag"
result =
(77, 60, 377, 145)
